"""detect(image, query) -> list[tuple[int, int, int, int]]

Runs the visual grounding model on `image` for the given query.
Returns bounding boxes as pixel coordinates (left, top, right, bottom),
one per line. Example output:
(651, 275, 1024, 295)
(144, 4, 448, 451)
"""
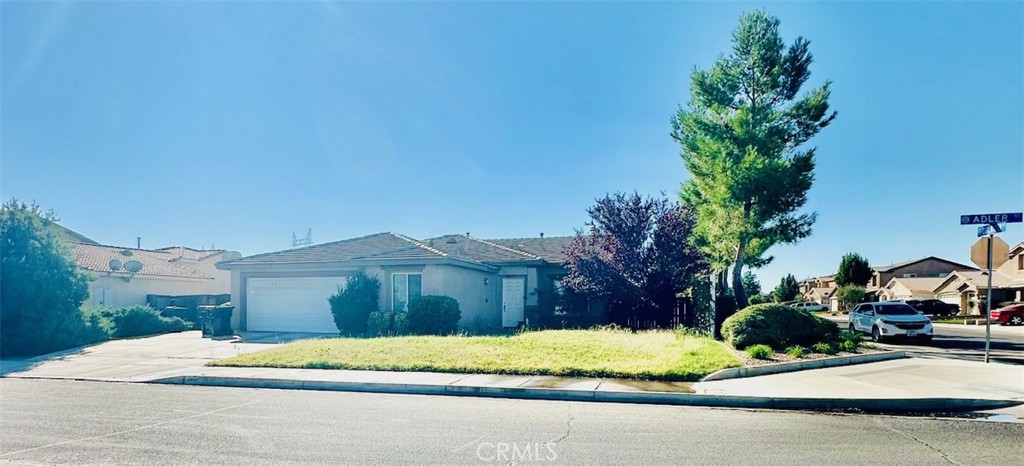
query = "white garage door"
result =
(246, 277, 346, 333)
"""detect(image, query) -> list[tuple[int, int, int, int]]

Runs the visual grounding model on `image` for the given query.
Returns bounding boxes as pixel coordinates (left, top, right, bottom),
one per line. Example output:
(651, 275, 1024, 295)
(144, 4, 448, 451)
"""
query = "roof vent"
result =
(446, 238, 458, 244)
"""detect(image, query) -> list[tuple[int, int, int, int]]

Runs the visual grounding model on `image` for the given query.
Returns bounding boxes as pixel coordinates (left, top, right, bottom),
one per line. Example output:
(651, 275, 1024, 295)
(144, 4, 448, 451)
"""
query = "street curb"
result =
(700, 351, 908, 382)
(150, 374, 1022, 413)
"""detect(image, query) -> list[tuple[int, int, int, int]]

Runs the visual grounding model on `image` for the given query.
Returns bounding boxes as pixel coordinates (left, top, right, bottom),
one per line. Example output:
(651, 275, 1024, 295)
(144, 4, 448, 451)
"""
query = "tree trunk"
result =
(732, 201, 753, 309)
(732, 235, 749, 310)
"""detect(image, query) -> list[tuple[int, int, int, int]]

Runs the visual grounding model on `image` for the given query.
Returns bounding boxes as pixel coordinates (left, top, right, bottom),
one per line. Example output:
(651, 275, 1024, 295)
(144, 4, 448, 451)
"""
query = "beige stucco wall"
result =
(86, 274, 211, 309)
(438, 265, 500, 331)
(188, 256, 234, 295)
(226, 262, 507, 332)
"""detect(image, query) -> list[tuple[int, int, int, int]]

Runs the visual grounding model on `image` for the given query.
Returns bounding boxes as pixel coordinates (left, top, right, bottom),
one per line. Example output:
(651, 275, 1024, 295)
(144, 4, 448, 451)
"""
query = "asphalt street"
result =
(827, 316, 1024, 365)
(2, 379, 1021, 465)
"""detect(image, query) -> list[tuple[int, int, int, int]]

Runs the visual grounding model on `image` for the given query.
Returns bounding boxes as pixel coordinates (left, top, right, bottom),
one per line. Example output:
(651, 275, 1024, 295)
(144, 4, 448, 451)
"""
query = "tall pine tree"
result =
(672, 10, 836, 310)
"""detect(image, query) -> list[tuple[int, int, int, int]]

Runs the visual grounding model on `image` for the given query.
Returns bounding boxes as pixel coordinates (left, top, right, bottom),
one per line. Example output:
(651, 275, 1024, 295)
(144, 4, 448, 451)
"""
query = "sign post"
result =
(961, 212, 1022, 363)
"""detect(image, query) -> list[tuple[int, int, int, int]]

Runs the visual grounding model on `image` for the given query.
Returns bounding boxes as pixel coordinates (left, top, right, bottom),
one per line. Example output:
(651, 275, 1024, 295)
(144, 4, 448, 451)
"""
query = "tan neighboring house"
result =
(932, 242, 1024, 314)
(56, 224, 238, 308)
(798, 278, 818, 296)
(877, 276, 948, 301)
(797, 275, 838, 310)
(865, 256, 978, 300)
(75, 244, 237, 308)
(805, 287, 836, 306)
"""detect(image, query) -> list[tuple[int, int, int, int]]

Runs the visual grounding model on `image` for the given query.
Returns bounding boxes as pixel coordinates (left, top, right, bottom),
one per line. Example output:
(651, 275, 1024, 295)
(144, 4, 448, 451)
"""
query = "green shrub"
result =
(329, 272, 381, 335)
(407, 295, 461, 335)
(89, 305, 190, 339)
(785, 345, 807, 358)
(366, 311, 409, 337)
(1, 200, 92, 357)
(838, 340, 859, 353)
(721, 303, 840, 350)
(839, 330, 862, 345)
(812, 342, 837, 355)
(745, 344, 774, 360)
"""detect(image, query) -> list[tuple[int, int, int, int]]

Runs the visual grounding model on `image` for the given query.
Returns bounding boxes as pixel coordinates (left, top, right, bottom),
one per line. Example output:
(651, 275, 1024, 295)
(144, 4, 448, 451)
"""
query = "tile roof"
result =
(426, 235, 541, 263)
(951, 270, 1016, 289)
(225, 233, 575, 267)
(227, 232, 448, 264)
(155, 246, 226, 261)
(485, 236, 576, 264)
(886, 276, 948, 293)
(810, 287, 836, 298)
(74, 243, 212, 280)
(873, 256, 977, 272)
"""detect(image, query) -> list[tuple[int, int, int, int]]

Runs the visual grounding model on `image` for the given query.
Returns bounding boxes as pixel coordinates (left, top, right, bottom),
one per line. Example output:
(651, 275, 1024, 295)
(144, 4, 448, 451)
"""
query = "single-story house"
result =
(216, 232, 574, 333)
(56, 224, 238, 308)
(75, 243, 238, 308)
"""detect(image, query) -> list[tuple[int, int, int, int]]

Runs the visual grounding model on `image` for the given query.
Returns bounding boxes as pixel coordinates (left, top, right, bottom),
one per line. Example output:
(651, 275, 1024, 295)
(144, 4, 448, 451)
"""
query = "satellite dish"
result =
(108, 259, 123, 271)
(123, 260, 143, 274)
(121, 249, 133, 257)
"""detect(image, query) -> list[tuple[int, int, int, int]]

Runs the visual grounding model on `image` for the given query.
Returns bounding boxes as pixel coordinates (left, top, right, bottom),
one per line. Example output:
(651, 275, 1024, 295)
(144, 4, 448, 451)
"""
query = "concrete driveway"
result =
(0, 331, 278, 382)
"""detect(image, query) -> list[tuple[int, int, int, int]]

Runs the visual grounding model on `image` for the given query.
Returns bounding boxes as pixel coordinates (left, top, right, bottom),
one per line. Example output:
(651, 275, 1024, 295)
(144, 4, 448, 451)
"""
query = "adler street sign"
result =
(961, 212, 1017, 364)
(960, 212, 1023, 225)
(971, 236, 1009, 271)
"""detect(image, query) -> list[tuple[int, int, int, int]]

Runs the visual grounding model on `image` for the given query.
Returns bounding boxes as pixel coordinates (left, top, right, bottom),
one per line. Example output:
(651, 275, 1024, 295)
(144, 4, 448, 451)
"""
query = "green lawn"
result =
(212, 329, 741, 381)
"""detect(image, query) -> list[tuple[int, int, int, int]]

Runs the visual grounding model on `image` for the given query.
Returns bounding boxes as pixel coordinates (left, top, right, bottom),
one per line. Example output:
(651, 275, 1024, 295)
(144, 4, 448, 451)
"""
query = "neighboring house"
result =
(798, 275, 838, 310)
(932, 242, 1024, 314)
(805, 287, 835, 305)
(55, 224, 238, 308)
(216, 232, 575, 333)
(865, 256, 978, 300)
(877, 276, 949, 301)
(798, 278, 818, 297)
(155, 246, 239, 291)
(75, 244, 237, 308)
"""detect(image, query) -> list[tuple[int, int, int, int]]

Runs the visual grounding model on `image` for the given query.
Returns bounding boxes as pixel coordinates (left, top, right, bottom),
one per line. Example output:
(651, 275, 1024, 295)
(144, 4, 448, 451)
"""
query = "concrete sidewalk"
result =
(150, 357, 1024, 413)
(3, 331, 1021, 413)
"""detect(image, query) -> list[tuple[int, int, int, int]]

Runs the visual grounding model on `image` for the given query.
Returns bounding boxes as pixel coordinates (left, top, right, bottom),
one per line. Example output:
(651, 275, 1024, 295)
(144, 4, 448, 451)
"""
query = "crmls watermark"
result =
(474, 442, 558, 463)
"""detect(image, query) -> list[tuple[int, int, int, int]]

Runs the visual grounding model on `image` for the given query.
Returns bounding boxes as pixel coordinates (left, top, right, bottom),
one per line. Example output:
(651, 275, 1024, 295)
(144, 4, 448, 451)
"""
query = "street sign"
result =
(977, 222, 1007, 236)
(961, 211, 1019, 364)
(960, 212, 1023, 225)
(971, 236, 1009, 269)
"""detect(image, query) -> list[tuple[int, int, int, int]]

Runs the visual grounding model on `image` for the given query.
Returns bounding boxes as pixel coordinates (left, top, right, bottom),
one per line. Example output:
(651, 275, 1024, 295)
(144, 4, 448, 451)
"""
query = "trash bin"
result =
(198, 305, 216, 337)
(197, 305, 232, 337)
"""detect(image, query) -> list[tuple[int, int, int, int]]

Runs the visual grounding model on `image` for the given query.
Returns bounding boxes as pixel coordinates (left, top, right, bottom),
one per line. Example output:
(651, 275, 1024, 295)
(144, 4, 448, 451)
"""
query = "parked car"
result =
(791, 301, 828, 312)
(849, 302, 933, 343)
(990, 303, 1024, 326)
(897, 299, 960, 317)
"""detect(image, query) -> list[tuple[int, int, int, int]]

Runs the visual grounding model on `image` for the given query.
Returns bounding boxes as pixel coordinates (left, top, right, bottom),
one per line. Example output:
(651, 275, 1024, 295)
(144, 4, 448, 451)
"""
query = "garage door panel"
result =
(246, 277, 345, 333)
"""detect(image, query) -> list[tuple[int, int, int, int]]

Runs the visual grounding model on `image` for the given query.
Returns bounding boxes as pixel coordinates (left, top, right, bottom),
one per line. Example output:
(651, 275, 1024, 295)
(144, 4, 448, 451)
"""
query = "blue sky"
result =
(3, 1, 1022, 291)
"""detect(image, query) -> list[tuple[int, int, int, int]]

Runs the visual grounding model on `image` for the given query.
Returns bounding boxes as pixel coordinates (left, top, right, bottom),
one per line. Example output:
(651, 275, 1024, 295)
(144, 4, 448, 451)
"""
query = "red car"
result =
(990, 303, 1024, 326)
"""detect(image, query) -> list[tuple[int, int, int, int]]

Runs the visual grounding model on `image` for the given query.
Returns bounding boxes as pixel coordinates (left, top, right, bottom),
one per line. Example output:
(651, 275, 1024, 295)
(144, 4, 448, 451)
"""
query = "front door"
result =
(502, 277, 525, 327)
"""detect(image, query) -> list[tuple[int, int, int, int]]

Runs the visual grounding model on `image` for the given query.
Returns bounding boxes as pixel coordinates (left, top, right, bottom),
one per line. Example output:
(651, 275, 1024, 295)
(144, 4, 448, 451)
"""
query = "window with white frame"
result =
(392, 273, 422, 312)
